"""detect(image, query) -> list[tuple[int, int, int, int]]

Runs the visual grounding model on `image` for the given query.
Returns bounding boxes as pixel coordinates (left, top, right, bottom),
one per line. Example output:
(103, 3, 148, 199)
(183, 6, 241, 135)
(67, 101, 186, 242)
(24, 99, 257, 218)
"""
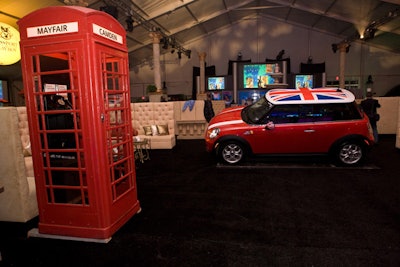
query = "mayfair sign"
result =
(27, 22, 79, 37)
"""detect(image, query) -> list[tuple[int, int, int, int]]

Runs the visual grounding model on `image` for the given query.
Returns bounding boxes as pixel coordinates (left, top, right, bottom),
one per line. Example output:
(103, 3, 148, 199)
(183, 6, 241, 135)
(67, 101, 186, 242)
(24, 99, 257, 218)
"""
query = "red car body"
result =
(205, 88, 374, 165)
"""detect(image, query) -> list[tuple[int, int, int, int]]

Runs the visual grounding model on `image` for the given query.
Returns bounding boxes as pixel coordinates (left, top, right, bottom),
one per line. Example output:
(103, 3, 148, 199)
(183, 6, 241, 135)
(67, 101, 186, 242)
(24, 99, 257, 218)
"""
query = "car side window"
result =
(317, 103, 361, 121)
(312, 104, 334, 122)
(266, 105, 300, 124)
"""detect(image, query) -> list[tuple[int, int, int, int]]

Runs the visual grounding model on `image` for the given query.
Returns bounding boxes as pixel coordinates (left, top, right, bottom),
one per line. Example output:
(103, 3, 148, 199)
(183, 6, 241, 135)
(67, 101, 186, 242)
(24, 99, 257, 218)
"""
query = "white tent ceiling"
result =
(1, 0, 400, 67)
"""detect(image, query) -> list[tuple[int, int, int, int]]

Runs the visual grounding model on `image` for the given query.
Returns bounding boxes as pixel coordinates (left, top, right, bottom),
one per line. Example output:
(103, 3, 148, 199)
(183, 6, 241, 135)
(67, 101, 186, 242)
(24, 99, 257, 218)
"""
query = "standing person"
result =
(361, 91, 381, 143)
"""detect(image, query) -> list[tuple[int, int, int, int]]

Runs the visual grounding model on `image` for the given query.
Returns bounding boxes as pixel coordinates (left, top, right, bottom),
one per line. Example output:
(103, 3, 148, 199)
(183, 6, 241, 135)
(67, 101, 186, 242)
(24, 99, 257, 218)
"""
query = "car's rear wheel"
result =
(219, 141, 245, 164)
(334, 141, 365, 166)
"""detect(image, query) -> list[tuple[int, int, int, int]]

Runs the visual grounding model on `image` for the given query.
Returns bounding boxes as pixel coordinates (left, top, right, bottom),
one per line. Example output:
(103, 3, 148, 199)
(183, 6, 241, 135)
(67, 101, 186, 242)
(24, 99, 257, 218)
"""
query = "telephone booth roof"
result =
(18, 6, 127, 49)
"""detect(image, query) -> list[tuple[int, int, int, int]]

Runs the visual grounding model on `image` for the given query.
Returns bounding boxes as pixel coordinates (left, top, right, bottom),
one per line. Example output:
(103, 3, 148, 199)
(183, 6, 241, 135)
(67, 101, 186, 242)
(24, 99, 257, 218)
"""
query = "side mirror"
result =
(265, 121, 275, 130)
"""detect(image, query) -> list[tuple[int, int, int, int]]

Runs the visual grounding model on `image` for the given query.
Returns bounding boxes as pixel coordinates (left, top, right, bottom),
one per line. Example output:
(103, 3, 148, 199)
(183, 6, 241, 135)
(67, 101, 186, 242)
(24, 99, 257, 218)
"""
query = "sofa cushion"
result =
(143, 125, 153, 136)
(156, 124, 169, 135)
(150, 134, 176, 149)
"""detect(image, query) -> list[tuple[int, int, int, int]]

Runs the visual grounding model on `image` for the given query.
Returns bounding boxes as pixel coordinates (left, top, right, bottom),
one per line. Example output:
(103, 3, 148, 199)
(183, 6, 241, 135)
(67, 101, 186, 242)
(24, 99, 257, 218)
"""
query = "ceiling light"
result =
(125, 16, 134, 32)
(361, 28, 376, 40)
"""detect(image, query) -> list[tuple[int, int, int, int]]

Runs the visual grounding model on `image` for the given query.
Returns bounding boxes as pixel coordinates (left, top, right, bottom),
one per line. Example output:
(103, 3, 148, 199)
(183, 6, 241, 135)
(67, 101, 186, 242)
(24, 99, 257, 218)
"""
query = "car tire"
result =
(334, 141, 365, 166)
(218, 141, 245, 165)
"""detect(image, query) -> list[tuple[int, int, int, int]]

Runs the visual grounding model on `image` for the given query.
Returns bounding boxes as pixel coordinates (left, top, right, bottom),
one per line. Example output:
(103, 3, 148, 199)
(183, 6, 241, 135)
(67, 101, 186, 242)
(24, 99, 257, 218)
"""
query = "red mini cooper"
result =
(205, 87, 375, 166)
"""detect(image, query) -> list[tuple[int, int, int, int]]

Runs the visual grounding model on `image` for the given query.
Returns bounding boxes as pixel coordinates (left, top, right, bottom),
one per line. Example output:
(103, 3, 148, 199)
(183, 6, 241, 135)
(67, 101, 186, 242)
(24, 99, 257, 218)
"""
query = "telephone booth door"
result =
(18, 6, 140, 241)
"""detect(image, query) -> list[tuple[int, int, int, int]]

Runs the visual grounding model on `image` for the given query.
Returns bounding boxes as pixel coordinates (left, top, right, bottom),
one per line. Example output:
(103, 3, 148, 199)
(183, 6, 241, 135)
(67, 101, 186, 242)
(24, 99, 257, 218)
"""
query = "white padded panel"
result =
(173, 101, 182, 121)
(132, 103, 155, 134)
(153, 102, 174, 123)
(16, 107, 31, 155)
(195, 100, 205, 120)
(153, 103, 175, 136)
(180, 101, 196, 121)
(24, 157, 34, 178)
(212, 100, 226, 115)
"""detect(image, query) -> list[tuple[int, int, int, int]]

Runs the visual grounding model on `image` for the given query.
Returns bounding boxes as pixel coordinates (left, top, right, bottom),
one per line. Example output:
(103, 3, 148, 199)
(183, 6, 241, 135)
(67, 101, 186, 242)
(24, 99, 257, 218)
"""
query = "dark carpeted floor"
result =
(1, 135, 400, 266)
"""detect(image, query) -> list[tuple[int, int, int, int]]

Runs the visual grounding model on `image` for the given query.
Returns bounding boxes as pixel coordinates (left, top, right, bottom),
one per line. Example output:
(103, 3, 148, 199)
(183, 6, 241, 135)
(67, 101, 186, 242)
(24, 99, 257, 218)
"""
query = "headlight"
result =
(208, 128, 220, 139)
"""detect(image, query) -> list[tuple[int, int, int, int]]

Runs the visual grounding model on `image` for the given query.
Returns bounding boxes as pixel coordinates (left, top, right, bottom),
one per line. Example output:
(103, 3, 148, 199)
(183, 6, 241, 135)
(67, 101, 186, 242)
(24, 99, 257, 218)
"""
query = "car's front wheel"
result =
(219, 141, 245, 165)
(334, 141, 365, 166)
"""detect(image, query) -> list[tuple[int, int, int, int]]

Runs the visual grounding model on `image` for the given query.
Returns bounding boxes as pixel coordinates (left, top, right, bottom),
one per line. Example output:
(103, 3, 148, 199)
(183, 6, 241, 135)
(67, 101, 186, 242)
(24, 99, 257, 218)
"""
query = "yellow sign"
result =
(0, 22, 21, 65)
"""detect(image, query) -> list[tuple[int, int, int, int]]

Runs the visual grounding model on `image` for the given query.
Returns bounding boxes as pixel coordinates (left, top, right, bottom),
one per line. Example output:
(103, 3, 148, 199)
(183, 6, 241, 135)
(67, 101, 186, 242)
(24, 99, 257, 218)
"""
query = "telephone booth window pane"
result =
(53, 189, 86, 204)
(106, 74, 120, 90)
(105, 61, 118, 72)
(112, 160, 131, 199)
(115, 177, 130, 198)
(46, 132, 76, 148)
(51, 170, 80, 186)
(39, 53, 70, 72)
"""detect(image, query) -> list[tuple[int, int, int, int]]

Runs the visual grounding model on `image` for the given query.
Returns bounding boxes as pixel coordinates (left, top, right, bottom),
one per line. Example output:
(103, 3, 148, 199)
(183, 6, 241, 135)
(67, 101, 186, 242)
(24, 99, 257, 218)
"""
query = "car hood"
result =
(208, 106, 244, 130)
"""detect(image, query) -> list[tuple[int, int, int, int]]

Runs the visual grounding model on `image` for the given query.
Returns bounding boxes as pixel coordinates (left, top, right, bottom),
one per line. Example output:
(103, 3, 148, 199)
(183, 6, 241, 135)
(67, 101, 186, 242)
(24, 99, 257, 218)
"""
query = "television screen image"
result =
(243, 64, 275, 88)
(222, 91, 233, 107)
(210, 92, 222, 100)
(208, 77, 225, 90)
(295, 75, 313, 89)
(238, 90, 267, 106)
(0, 80, 8, 101)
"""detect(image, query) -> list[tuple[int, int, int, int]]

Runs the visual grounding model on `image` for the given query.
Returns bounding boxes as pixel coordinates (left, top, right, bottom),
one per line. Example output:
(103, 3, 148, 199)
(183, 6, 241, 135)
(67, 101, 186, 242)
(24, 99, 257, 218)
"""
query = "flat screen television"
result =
(207, 76, 225, 90)
(241, 63, 278, 89)
(288, 73, 325, 89)
(295, 74, 314, 89)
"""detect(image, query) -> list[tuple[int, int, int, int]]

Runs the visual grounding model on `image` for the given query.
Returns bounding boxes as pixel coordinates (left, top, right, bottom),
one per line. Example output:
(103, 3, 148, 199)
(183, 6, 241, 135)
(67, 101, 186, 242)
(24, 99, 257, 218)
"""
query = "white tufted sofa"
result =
(130, 102, 176, 149)
(0, 107, 38, 222)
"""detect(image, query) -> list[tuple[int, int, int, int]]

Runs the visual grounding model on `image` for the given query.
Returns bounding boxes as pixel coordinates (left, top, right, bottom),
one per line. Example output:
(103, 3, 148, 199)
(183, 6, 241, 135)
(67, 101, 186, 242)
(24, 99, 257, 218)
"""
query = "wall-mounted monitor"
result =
(206, 75, 233, 91)
(237, 63, 283, 89)
(207, 76, 225, 90)
(295, 74, 314, 89)
(288, 73, 325, 89)
(243, 64, 277, 89)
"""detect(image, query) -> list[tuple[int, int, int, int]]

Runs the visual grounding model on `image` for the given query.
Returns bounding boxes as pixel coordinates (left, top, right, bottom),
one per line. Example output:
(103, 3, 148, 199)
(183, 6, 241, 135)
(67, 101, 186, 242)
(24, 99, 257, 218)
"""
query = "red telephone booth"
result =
(18, 6, 140, 241)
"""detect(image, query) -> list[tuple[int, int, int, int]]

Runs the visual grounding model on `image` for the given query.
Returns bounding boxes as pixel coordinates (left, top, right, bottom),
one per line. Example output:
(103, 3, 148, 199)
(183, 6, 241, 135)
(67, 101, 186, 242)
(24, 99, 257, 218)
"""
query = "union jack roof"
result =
(265, 87, 355, 105)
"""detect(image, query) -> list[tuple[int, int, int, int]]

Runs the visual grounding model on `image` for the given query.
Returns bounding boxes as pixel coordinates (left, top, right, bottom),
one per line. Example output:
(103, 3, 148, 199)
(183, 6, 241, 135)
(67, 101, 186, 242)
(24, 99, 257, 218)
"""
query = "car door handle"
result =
(304, 129, 315, 133)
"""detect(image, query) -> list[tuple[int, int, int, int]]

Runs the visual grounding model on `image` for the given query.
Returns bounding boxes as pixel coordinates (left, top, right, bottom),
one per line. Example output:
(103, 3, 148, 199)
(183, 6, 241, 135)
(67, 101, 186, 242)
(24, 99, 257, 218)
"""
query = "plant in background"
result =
(146, 84, 157, 94)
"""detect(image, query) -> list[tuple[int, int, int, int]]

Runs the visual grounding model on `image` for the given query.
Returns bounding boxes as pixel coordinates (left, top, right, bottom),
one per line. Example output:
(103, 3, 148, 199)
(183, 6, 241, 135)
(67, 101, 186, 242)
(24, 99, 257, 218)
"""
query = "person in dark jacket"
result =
(361, 91, 381, 143)
(204, 93, 215, 123)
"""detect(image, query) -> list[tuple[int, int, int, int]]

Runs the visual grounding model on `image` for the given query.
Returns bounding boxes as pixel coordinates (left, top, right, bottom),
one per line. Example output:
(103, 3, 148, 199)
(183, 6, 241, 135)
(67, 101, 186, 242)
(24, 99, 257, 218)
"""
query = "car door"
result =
(249, 104, 320, 154)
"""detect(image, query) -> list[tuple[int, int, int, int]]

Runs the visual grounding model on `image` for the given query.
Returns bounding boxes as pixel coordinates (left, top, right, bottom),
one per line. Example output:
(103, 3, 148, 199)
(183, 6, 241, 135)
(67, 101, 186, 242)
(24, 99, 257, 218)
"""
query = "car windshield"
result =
(241, 96, 273, 124)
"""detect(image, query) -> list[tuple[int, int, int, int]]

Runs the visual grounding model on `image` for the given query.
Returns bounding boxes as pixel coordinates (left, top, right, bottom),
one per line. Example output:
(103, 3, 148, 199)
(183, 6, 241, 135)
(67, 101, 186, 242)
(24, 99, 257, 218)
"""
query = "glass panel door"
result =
(31, 51, 88, 205)
(100, 49, 135, 201)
